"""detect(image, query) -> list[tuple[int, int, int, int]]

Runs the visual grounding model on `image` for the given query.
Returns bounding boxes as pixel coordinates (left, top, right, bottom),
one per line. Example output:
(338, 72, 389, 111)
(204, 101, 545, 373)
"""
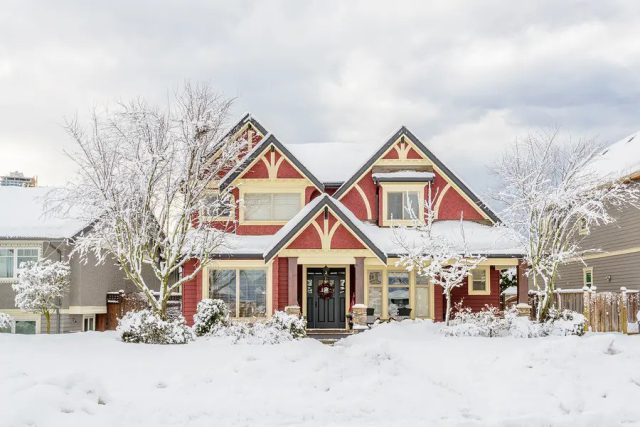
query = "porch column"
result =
(355, 257, 365, 305)
(285, 257, 301, 317)
(517, 259, 529, 304)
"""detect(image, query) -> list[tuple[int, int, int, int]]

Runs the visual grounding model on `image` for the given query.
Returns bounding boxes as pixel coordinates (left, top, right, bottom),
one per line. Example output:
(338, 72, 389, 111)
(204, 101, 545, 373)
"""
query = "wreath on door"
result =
(317, 281, 334, 300)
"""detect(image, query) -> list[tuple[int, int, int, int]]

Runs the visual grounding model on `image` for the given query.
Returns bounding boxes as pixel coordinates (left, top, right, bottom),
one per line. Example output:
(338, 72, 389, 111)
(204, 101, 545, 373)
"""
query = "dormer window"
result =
(387, 191, 419, 220)
(243, 192, 301, 222)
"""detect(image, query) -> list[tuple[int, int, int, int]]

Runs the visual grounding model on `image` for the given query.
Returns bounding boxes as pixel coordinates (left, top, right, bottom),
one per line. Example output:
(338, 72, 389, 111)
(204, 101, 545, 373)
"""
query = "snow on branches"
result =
(494, 130, 640, 320)
(52, 82, 246, 319)
(395, 185, 484, 325)
(13, 260, 70, 333)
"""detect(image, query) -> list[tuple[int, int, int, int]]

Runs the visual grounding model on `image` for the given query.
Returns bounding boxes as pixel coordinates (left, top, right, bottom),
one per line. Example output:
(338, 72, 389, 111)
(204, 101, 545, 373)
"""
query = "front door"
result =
(306, 267, 346, 329)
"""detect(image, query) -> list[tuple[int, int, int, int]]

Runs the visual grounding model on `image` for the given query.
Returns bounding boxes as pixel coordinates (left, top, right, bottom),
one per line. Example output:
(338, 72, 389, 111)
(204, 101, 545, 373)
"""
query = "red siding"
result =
(182, 259, 202, 326)
(277, 257, 288, 311)
(277, 158, 304, 179)
(240, 156, 269, 179)
(340, 172, 376, 221)
(331, 224, 366, 249)
(407, 147, 422, 159)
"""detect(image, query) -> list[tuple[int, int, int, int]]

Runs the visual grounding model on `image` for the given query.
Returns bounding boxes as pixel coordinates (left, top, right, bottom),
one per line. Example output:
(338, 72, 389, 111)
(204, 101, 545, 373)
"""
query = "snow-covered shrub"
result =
(443, 304, 509, 337)
(443, 304, 585, 338)
(265, 311, 307, 339)
(0, 312, 12, 331)
(207, 312, 306, 345)
(117, 309, 194, 344)
(193, 299, 229, 336)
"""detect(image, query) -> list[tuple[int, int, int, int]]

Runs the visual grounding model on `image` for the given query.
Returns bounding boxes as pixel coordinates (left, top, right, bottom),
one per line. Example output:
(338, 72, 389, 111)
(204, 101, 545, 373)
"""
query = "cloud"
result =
(1, 0, 639, 190)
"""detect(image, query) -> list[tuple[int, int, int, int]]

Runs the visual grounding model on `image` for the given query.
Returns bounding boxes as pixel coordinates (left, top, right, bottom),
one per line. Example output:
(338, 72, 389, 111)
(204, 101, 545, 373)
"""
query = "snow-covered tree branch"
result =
(493, 130, 640, 320)
(52, 82, 245, 319)
(395, 185, 485, 325)
(13, 260, 70, 333)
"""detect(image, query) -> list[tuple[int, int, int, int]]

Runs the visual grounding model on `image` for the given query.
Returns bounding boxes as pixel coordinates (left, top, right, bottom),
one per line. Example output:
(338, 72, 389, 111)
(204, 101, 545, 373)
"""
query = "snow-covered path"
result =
(1, 321, 639, 426)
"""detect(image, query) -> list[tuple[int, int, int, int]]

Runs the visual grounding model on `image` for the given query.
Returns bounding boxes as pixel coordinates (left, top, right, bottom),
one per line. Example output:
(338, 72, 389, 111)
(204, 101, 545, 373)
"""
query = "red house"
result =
(182, 114, 526, 329)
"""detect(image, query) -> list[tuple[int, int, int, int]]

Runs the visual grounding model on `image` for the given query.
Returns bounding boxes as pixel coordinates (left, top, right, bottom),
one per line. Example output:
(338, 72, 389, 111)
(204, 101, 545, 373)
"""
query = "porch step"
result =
(306, 328, 361, 344)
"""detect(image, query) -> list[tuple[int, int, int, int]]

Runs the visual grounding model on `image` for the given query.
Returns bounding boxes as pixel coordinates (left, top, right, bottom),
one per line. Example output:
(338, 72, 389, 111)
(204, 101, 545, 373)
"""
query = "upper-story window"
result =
(387, 191, 419, 220)
(0, 248, 39, 279)
(578, 218, 589, 235)
(244, 193, 300, 221)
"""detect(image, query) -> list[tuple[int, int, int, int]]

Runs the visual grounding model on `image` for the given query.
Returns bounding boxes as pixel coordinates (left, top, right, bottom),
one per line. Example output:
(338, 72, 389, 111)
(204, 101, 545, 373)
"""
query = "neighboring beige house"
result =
(557, 131, 640, 291)
(0, 186, 153, 334)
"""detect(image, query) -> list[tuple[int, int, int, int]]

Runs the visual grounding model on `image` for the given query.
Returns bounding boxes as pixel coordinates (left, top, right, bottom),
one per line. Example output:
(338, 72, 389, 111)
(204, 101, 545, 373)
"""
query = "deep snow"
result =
(1, 321, 640, 426)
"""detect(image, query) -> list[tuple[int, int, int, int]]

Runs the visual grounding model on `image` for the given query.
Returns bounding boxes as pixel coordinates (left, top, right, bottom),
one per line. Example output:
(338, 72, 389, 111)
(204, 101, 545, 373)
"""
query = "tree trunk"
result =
(44, 310, 51, 334)
(445, 291, 452, 326)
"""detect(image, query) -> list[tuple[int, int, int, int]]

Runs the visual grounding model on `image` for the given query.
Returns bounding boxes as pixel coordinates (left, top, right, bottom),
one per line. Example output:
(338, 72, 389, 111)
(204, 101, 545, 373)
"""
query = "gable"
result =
(334, 127, 499, 223)
(285, 211, 366, 250)
(239, 149, 304, 180)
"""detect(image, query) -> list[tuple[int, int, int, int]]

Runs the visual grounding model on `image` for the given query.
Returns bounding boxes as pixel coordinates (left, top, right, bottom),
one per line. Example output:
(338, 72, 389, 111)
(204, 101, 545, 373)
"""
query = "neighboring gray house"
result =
(557, 131, 640, 292)
(0, 186, 151, 334)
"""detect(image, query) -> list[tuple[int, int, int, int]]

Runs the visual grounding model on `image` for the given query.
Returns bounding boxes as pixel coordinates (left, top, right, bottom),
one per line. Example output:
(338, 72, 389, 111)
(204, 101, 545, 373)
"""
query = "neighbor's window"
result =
(367, 271, 383, 317)
(387, 191, 419, 220)
(0, 248, 39, 279)
(583, 268, 593, 288)
(578, 218, 589, 235)
(244, 193, 300, 221)
(209, 268, 267, 318)
(387, 271, 410, 318)
(415, 273, 431, 318)
(469, 268, 489, 294)
(14, 321, 36, 335)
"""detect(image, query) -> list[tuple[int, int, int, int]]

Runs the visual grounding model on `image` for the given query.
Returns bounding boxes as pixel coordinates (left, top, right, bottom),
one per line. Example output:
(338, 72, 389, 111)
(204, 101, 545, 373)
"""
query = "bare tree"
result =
(53, 82, 244, 319)
(494, 130, 640, 320)
(396, 186, 485, 325)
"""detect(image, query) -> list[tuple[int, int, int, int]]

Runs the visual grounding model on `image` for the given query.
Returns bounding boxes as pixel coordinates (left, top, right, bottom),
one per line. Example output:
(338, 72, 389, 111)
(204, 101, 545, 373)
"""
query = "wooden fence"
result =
(105, 291, 182, 330)
(529, 287, 639, 334)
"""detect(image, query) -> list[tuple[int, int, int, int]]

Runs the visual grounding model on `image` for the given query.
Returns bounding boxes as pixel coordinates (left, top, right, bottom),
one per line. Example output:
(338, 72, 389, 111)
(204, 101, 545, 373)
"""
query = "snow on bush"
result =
(0, 312, 12, 330)
(193, 299, 230, 336)
(207, 311, 307, 344)
(443, 303, 585, 338)
(117, 309, 194, 344)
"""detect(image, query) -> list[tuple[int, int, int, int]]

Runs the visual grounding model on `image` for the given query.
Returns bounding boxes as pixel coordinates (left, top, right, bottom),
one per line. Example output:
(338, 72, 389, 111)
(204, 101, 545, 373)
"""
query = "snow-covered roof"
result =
(213, 233, 273, 256)
(0, 187, 88, 240)
(372, 171, 435, 182)
(585, 131, 640, 182)
(361, 220, 524, 256)
(286, 142, 377, 183)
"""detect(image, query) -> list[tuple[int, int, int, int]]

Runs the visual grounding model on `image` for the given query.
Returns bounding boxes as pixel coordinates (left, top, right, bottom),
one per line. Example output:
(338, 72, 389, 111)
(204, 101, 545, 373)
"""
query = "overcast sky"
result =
(2, 1, 639, 202)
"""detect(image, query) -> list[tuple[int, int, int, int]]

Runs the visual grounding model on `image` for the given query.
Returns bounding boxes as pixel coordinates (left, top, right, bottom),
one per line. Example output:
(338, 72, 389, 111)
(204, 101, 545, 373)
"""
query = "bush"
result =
(207, 311, 307, 344)
(117, 309, 194, 344)
(0, 312, 12, 331)
(193, 299, 230, 337)
(443, 303, 585, 338)
(265, 311, 307, 339)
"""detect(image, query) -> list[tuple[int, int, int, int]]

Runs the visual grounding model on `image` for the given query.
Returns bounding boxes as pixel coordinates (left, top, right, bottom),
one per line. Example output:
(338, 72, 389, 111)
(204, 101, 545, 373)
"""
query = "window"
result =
(15, 321, 36, 335)
(415, 274, 431, 318)
(0, 247, 39, 279)
(468, 268, 490, 295)
(579, 218, 589, 236)
(244, 193, 300, 221)
(387, 191, 419, 220)
(387, 271, 410, 318)
(367, 271, 383, 317)
(83, 315, 95, 332)
(209, 268, 267, 318)
(202, 193, 233, 219)
(583, 267, 593, 288)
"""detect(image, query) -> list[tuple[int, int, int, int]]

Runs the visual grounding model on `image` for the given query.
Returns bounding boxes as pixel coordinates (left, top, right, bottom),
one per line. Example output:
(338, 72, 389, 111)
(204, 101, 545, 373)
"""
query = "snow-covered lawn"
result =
(2, 321, 639, 426)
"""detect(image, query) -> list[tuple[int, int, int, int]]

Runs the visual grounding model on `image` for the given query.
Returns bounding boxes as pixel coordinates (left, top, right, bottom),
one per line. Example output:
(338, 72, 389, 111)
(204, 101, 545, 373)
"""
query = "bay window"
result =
(367, 271, 383, 317)
(415, 274, 431, 318)
(387, 191, 419, 221)
(366, 270, 433, 320)
(0, 247, 39, 279)
(244, 193, 300, 221)
(209, 268, 267, 318)
(387, 271, 410, 317)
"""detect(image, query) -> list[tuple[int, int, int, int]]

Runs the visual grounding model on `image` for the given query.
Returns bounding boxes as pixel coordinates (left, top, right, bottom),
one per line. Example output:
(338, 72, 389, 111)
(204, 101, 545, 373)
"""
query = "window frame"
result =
(0, 245, 41, 282)
(207, 266, 268, 319)
(583, 267, 593, 288)
(240, 190, 305, 224)
(468, 266, 491, 295)
(380, 183, 425, 226)
(82, 315, 96, 332)
(578, 217, 590, 236)
(365, 268, 433, 320)
(200, 191, 235, 222)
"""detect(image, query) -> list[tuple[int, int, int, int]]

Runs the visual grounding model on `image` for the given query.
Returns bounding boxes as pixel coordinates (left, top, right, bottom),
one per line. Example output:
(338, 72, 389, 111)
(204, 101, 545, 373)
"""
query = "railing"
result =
(529, 287, 639, 333)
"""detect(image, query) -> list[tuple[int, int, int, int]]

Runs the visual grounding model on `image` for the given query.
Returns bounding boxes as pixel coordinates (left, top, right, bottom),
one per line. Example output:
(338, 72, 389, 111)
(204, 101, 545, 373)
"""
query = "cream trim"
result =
(354, 184, 373, 220)
(380, 182, 425, 227)
(433, 183, 451, 219)
(468, 266, 491, 295)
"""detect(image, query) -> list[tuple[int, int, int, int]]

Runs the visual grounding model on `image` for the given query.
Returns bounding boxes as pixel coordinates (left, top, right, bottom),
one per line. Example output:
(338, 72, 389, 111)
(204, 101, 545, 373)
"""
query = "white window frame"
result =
(207, 267, 268, 318)
(583, 267, 593, 288)
(240, 191, 304, 224)
(201, 191, 235, 222)
(578, 218, 590, 236)
(0, 245, 41, 282)
(468, 266, 491, 296)
(82, 314, 96, 332)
